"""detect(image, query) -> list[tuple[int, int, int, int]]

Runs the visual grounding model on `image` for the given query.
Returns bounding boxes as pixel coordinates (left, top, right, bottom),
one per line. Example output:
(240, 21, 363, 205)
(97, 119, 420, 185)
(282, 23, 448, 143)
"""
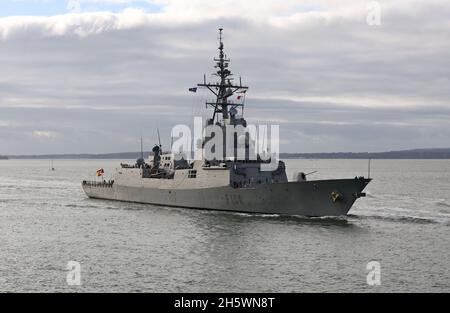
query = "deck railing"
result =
(82, 180, 114, 188)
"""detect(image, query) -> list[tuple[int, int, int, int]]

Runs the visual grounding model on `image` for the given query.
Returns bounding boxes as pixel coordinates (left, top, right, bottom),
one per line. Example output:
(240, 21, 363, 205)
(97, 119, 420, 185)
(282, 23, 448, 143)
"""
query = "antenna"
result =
(140, 137, 144, 160)
(157, 128, 162, 148)
(262, 125, 267, 154)
(218, 27, 223, 43)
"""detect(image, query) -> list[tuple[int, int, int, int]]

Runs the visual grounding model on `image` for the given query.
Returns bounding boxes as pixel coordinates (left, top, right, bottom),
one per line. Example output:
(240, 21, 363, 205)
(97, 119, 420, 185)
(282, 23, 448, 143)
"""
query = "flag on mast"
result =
(237, 89, 247, 100)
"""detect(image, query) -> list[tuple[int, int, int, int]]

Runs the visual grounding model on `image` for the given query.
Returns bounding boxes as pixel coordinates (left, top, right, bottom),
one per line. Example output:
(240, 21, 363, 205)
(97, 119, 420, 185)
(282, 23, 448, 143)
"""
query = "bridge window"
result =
(188, 170, 197, 178)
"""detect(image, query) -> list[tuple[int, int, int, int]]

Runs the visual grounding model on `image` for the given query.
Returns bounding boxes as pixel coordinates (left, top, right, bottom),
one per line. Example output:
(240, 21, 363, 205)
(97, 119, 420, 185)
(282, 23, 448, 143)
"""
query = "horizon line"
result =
(2, 147, 450, 158)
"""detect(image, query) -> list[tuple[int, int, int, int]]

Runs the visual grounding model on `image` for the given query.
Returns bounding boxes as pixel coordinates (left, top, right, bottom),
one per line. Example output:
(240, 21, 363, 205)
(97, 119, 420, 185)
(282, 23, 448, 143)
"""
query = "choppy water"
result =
(0, 159, 449, 292)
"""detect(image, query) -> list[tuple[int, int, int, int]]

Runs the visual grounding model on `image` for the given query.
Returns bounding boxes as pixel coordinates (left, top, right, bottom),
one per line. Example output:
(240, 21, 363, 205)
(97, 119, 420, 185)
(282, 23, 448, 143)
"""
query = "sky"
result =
(0, 0, 449, 155)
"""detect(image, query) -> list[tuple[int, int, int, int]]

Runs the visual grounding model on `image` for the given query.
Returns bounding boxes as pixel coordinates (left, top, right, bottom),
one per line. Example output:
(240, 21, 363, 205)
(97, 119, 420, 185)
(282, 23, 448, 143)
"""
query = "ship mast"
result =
(197, 28, 248, 124)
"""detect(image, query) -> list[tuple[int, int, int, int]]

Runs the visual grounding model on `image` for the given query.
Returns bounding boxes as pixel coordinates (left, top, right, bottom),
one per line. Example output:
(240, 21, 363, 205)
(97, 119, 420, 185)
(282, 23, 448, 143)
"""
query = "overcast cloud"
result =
(0, 0, 449, 154)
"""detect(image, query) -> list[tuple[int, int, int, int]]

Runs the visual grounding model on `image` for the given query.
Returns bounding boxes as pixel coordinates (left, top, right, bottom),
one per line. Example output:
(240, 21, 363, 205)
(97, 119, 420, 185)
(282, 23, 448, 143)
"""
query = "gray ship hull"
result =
(82, 178, 370, 217)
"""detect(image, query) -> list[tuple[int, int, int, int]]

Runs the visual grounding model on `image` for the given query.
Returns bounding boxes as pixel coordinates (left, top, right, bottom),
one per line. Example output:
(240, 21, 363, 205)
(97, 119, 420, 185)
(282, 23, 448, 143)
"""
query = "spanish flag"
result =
(96, 168, 104, 177)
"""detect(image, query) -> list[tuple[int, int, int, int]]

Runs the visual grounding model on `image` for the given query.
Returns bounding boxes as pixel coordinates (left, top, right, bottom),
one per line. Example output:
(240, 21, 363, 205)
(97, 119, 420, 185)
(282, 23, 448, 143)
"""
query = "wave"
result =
(191, 208, 349, 225)
(234, 212, 281, 218)
(0, 199, 18, 203)
(288, 215, 351, 225)
(348, 213, 448, 225)
(0, 185, 19, 188)
(219, 211, 351, 225)
(65, 203, 103, 209)
(436, 201, 450, 208)
(122, 207, 144, 211)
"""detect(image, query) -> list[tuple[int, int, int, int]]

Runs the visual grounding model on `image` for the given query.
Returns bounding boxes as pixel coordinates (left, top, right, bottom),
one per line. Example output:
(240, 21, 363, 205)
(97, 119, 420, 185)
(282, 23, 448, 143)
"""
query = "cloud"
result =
(32, 130, 59, 138)
(0, 0, 449, 154)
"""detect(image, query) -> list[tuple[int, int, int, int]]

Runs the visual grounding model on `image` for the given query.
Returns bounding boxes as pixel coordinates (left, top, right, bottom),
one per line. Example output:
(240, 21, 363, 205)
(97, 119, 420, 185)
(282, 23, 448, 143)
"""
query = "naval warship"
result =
(82, 29, 371, 217)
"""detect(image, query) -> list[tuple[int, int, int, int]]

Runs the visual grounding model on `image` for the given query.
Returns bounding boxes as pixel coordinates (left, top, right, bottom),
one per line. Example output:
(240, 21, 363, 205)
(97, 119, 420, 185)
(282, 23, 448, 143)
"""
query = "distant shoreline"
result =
(3, 148, 450, 160)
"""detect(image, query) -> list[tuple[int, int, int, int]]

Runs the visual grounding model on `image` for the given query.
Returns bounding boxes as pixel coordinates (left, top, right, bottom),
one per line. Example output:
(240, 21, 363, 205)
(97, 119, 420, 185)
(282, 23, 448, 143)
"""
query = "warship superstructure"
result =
(82, 29, 371, 217)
